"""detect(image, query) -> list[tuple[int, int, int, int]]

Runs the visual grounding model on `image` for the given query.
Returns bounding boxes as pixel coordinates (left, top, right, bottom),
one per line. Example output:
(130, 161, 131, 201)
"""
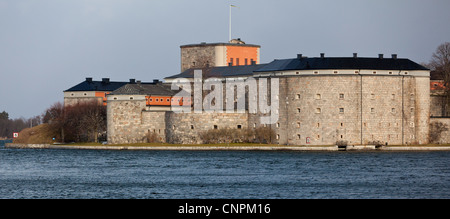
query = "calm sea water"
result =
(0, 146, 449, 199)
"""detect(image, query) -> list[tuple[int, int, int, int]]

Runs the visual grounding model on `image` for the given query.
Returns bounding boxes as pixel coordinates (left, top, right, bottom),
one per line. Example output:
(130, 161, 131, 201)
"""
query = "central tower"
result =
(180, 39, 260, 72)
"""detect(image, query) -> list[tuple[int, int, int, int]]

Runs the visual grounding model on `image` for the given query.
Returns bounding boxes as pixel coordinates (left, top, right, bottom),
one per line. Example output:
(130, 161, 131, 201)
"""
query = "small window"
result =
(334, 70, 339, 74)
(317, 135, 320, 139)
(296, 94, 301, 99)
(214, 125, 218, 129)
(405, 72, 408, 75)
(276, 134, 280, 140)
(71, 93, 74, 96)
(253, 123, 257, 128)
(113, 97, 118, 100)
(355, 70, 359, 74)
(150, 98, 153, 102)
(339, 108, 344, 113)
(316, 94, 321, 100)
(156, 99, 159, 102)
(276, 123, 280, 128)
(389, 71, 393, 75)
(340, 123, 344, 127)
(297, 108, 301, 113)
(314, 71, 319, 74)
(84, 93, 87, 96)
(160, 98, 163, 102)
(237, 125, 242, 129)
(316, 108, 321, 114)
(317, 123, 320, 128)
(391, 94, 395, 100)
(297, 122, 301, 128)
(391, 108, 396, 113)
(297, 134, 301, 140)
(371, 94, 375, 99)
(296, 72, 299, 75)
(340, 135, 343, 139)
(371, 108, 375, 113)
(130, 97, 134, 100)
(167, 98, 170, 102)
(191, 125, 194, 130)
(339, 93, 344, 99)
(373, 71, 377, 74)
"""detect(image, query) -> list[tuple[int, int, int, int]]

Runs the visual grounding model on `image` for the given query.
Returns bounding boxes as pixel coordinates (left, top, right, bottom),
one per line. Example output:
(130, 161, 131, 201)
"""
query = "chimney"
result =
(137, 80, 141, 84)
(379, 54, 384, 59)
(392, 54, 398, 59)
(102, 78, 110, 84)
(251, 60, 256, 65)
(86, 77, 93, 83)
(320, 53, 325, 58)
(297, 54, 303, 59)
(129, 79, 136, 84)
(153, 79, 160, 84)
(353, 53, 358, 58)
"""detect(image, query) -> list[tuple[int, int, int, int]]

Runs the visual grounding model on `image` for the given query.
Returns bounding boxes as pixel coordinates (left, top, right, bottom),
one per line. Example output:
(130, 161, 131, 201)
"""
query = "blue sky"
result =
(1, 0, 450, 119)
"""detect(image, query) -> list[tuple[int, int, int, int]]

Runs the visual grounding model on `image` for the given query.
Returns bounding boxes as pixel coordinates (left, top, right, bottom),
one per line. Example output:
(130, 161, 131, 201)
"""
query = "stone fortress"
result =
(64, 39, 449, 145)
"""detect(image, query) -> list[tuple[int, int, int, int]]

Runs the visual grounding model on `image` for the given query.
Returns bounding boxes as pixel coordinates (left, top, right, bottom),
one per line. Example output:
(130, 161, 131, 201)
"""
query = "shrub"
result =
(336, 140, 348, 147)
(198, 127, 275, 144)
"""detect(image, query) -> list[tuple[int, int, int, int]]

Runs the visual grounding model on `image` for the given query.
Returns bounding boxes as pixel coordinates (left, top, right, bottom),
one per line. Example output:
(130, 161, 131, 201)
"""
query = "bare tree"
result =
(429, 42, 450, 116)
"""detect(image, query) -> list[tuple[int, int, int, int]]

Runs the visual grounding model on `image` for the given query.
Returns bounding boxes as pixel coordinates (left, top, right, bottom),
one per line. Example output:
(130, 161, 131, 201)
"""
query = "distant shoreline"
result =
(5, 143, 450, 151)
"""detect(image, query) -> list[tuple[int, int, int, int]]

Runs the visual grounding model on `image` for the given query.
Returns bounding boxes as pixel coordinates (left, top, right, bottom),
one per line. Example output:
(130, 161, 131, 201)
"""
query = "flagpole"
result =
(229, 5, 232, 42)
(229, 5, 238, 42)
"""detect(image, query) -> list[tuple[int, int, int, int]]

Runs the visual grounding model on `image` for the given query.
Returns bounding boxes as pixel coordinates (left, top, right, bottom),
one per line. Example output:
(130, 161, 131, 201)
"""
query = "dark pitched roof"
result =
(255, 56, 429, 72)
(112, 83, 176, 96)
(65, 78, 128, 92)
(165, 64, 268, 79)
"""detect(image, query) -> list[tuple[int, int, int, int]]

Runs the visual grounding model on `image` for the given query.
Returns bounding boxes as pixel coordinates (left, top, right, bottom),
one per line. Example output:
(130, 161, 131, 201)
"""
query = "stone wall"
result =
(181, 46, 216, 72)
(431, 94, 449, 117)
(107, 94, 249, 144)
(106, 72, 430, 146)
(275, 74, 430, 146)
(107, 96, 166, 144)
(166, 112, 248, 144)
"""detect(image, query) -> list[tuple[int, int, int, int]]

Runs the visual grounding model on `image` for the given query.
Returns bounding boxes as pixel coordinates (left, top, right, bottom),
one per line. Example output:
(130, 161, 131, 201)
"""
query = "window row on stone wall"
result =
(293, 93, 415, 101)
(269, 121, 411, 129)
